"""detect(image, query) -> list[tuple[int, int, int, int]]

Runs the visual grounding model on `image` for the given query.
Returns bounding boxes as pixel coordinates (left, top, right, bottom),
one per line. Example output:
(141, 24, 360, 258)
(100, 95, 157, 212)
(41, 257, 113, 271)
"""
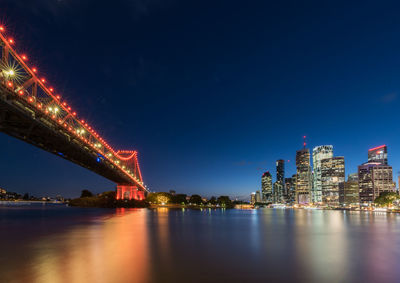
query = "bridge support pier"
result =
(116, 185, 146, 200)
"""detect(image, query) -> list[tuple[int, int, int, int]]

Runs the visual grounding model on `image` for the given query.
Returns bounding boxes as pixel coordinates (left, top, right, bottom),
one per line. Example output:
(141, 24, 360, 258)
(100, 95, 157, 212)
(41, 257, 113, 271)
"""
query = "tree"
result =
(80, 189, 93, 198)
(146, 192, 172, 204)
(208, 196, 217, 205)
(374, 192, 399, 207)
(189, 194, 203, 205)
(171, 194, 187, 204)
(217, 196, 233, 208)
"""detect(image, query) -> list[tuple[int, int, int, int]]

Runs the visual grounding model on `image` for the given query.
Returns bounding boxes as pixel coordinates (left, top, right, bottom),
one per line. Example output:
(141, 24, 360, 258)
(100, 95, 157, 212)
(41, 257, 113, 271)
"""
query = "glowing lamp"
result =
(7, 81, 13, 87)
(56, 95, 60, 99)
(73, 112, 76, 116)
(67, 107, 71, 111)
(8, 38, 14, 44)
(18, 90, 24, 95)
(41, 78, 46, 83)
(32, 68, 37, 73)
(0, 26, 4, 32)
(49, 88, 54, 92)
(21, 55, 28, 61)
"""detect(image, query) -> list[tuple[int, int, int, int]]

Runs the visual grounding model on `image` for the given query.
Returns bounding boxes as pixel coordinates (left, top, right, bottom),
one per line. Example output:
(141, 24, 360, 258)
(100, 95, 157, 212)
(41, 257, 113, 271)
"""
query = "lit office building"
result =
(368, 145, 387, 165)
(321, 156, 345, 206)
(276, 159, 285, 184)
(339, 173, 359, 206)
(312, 145, 333, 203)
(285, 177, 295, 204)
(250, 193, 256, 205)
(359, 145, 395, 204)
(274, 160, 285, 203)
(295, 148, 312, 204)
(255, 191, 262, 203)
(261, 171, 273, 203)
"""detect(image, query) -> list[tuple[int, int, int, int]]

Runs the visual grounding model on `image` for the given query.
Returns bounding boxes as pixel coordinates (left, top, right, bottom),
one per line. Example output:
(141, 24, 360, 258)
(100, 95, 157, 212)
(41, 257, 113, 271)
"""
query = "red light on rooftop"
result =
(368, 145, 386, 151)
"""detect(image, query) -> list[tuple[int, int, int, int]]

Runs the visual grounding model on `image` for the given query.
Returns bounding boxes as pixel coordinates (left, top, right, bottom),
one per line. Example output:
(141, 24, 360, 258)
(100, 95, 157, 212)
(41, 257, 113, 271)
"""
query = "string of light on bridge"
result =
(0, 24, 147, 191)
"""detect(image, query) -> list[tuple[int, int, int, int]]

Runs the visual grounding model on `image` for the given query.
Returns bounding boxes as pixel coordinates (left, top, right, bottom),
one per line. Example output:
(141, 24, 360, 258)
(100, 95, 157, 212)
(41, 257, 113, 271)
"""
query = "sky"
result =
(0, 0, 400, 199)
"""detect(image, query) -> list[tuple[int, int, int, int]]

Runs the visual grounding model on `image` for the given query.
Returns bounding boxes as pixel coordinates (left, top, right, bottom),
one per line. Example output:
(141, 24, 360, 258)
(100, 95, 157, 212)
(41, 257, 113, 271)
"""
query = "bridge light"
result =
(18, 90, 24, 95)
(8, 38, 14, 44)
(7, 81, 13, 87)
(32, 68, 37, 73)
(73, 112, 76, 116)
(21, 55, 28, 61)
(6, 69, 15, 77)
(0, 26, 4, 32)
(41, 78, 46, 83)
(49, 87, 54, 92)
(56, 95, 60, 100)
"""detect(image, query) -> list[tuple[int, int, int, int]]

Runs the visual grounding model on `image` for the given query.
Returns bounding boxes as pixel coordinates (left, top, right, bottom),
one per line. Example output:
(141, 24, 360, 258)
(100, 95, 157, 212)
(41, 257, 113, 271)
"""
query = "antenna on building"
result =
(303, 135, 306, 149)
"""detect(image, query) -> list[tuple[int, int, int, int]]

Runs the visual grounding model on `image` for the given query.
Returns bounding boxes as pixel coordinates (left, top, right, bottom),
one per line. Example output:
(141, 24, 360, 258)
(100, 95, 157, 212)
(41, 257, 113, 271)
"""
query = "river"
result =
(0, 205, 399, 283)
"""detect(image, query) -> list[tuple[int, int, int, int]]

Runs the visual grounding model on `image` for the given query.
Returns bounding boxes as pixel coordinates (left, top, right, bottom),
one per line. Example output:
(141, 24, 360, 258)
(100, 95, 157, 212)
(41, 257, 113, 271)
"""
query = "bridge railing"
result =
(0, 25, 146, 191)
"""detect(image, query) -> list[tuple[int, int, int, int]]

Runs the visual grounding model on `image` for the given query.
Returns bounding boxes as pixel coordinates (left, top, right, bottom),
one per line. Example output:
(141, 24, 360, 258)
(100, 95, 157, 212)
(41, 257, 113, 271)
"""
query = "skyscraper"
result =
(321, 156, 345, 206)
(274, 160, 285, 203)
(261, 171, 273, 203)
(276, 159, 285, 184)
(285, 177, 295, 204)
(359, 145, 395, 204)
(312, 145, 333, 203)
(339, 173, 359, 206)
(368, 145, 387, 165)
(295, 148, 312, 204)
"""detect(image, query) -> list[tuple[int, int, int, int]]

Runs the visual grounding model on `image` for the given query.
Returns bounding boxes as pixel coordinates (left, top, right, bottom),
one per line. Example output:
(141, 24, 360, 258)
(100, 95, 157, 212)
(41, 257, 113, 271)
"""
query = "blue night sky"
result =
(0, 0, 400, 198)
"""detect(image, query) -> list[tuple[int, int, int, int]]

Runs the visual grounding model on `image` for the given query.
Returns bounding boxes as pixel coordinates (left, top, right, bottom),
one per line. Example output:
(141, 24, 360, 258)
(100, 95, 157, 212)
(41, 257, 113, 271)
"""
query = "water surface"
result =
(0, 206, 399, 283)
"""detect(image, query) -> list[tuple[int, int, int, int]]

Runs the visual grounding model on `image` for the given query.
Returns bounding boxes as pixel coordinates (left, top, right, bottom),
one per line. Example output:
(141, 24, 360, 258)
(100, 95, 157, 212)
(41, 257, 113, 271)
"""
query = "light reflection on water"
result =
(1, 207, 400, 283)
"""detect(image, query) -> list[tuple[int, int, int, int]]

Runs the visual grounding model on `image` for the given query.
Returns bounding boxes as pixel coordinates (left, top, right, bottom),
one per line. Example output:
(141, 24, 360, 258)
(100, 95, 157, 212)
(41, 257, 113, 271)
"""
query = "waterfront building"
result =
(261, 171, 273, 203)
(368, 145, 387, 165)
(339, 173, 359, 206)
(255, 191, 262, 203)
(285, 177, 295, 204)
(276, 159, 285, 184)
(358, 145, 395, 204)
(312, 145, 333, 203)
(321, 156, 345, 206)
(295, 148, 312, 204)
(274, 160, 285, 203)
(250, 192, 256, 204)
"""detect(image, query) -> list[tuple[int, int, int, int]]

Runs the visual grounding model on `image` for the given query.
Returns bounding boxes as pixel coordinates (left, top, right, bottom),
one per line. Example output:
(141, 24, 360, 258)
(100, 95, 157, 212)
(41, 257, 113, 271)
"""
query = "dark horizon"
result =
(1, 0, 400, 198)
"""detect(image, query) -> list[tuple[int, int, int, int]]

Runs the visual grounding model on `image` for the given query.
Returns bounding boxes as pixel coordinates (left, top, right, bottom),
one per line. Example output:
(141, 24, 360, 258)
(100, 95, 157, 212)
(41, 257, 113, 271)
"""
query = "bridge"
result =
(0, 25, 148, 200)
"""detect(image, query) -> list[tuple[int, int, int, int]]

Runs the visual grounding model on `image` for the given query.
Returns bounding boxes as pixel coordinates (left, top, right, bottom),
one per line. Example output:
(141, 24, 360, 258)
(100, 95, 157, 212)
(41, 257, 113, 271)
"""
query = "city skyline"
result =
(1, 1, 400, 199)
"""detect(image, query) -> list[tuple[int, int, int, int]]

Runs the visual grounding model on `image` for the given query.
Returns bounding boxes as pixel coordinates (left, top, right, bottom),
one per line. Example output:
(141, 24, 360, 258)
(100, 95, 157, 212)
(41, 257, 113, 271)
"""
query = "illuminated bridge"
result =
(0, 26, 148, 200)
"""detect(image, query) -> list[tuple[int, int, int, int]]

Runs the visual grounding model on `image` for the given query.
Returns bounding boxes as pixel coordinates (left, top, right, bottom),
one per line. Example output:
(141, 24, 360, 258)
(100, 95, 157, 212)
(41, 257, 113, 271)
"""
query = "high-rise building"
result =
(274, 160, 285, 203)
(359, 145, 395, 204)
(368, 145, 387, 165)
(295, 148, 312, 204)
(321, 156, 345, 206)
(276, 159, 285, 184)
(255, 191, 262, 203)
(261, 171, 273, 203)
(250, 192, 256, 204)
(312, 145, 333, 203)
(285, 177, 295, 204)
(339, 173, 359, 206)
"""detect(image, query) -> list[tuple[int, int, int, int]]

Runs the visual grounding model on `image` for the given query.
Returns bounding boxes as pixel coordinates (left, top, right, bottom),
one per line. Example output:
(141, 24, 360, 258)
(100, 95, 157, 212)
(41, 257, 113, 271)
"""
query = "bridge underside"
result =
(0, 85, 140, 187)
